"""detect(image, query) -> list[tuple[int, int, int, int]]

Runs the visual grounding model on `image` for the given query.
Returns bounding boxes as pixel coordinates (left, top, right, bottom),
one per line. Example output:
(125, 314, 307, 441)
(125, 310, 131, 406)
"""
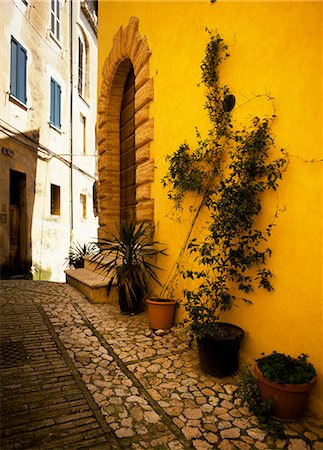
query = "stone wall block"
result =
(98, 156, 108, 174)
(135, 64, 150, 91)
(136, 183, 151, 202)
(124, 17, 140, 55)
(136, 118, 154, 149)
(136, 144, 150, 164)
(108, 93, 123, 116)
(133, 37, 151, 75)
(136, 200, 154, 223)
(112, 27, 125, 62)
(136, 159, 155, 185)
(97, 111, 109, 129)
(97, 132, 106, 148)
(134, 107, 150, 129)
(98, 93, 108, 116)
(135, 79, 154, 113)
(101, 58, 114, 93)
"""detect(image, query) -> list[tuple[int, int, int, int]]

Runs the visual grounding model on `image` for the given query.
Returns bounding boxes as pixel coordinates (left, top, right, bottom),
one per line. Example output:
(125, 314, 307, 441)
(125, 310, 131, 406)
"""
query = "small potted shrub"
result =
(255, 351, 317, 420)
(65, 241, 98, 269)
(93, 222, 166, 315)
(183, 291, 245, 377)
(145, 250, 177, 330)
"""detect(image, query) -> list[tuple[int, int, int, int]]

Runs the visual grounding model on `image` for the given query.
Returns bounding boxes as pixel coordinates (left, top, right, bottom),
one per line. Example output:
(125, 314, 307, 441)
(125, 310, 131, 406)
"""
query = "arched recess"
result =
(97, 17, 154, 238)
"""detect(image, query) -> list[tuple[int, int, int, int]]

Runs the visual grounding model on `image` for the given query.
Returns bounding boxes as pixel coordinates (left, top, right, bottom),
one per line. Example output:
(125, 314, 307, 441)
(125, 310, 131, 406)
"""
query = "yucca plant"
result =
(66, 241, 99, 269)
(93, 222, 167, 315)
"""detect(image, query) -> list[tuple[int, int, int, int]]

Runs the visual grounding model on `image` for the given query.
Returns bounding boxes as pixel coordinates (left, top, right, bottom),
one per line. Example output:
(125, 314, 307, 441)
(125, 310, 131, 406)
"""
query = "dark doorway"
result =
(120, 66, 136, 224)
(9, 170, 28, 277)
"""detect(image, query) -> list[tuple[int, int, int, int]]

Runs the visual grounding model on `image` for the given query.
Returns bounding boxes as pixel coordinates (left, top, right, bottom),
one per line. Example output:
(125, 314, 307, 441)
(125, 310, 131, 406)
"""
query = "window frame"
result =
(10, 36, 27, 105)
(50, 183, 61, 216)
(50, 77, 62, 129)
(78, 37, 84, 97)
(80, 114, 86, 154)
(50, 0, 61, 41)
(80, 193, 87, 220)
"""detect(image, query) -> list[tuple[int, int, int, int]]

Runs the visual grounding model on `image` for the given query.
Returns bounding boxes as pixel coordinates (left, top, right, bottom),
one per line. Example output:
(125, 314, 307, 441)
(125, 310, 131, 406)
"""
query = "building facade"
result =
(0, 0, 98, 281)
(97, 2, 323, 414)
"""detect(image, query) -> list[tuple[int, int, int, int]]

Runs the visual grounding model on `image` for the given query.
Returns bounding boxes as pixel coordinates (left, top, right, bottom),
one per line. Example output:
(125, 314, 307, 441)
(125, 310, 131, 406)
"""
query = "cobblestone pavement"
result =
(1, 281, 322, 450)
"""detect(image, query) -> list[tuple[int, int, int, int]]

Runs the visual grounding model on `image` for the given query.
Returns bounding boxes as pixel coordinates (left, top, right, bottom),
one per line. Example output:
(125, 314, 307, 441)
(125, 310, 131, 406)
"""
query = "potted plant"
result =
(182, 284, 245, 377)
(93, 222, 166, 315)
(65, 241, 98, 269)
(146, 297, 177, 330)
(162, 32, 287, 377)
(254, 351, 317, 420)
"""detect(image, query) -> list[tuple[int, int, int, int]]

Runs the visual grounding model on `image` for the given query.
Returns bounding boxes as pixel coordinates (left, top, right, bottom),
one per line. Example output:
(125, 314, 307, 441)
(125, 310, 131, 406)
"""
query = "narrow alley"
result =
(1, 281, 322, 449)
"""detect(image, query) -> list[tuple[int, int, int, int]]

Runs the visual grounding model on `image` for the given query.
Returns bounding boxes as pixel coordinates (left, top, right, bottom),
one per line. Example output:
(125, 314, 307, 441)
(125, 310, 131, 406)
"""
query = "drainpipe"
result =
(69, 0, 74, 240)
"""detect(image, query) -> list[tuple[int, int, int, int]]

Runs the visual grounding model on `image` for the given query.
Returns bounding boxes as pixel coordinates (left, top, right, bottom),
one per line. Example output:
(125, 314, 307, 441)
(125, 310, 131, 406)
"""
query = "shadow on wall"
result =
(0, 129, 38, 279)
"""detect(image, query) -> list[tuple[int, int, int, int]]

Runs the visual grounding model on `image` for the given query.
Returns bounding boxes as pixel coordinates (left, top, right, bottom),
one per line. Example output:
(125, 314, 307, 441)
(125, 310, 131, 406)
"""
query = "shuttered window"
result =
(80, 194, 87, 219)
(50, 0, 60, 41)
(50, 184, 61, 216)
(78, 38, 84, 96)
(10, 37, 27, 104)
(50, 78, 61, 129)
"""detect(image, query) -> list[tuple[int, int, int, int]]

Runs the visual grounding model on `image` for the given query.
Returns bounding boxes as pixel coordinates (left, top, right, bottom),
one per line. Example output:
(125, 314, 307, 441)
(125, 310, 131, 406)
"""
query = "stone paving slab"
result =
(0, 292, 119, 449)
(1, 280, 323, 450)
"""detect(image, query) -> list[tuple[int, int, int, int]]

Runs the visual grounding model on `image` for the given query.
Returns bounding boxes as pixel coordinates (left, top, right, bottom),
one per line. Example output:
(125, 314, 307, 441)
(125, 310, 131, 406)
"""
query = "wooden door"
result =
(9, 205, 20, 272)
(9, 170, 26, 276)
(120, 67, 136, 224)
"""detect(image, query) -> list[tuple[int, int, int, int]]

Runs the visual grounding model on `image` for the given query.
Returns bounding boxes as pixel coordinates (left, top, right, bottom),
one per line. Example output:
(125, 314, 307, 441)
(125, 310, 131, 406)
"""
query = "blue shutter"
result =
(50, 78, 55, 124)
(50, 78, 61, 128)
(10, 37, 27, 103)
(57, 83, 61, 127)
(10, 39, 18, 97)
(18, 45, 27, 103)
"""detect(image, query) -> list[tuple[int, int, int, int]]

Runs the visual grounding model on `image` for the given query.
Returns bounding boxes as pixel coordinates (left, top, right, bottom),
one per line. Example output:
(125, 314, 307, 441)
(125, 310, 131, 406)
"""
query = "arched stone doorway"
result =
(97, 17, 154, 238)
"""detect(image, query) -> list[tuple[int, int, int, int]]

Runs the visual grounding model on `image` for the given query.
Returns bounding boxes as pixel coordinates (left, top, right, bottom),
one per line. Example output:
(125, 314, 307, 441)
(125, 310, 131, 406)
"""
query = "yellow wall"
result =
(98, 1, 323, 414)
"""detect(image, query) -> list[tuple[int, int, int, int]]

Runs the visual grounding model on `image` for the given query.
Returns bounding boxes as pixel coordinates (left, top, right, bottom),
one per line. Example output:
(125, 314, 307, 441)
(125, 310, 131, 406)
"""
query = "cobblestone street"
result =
(1, 280, 322, 449)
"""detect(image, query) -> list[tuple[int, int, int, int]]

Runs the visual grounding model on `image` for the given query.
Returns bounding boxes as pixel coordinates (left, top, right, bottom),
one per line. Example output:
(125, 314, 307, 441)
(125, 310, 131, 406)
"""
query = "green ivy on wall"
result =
(161, 30, 287, 337)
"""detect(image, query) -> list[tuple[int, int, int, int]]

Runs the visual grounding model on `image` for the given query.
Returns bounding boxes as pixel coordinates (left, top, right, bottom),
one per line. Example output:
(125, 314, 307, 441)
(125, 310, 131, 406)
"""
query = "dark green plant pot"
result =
(118, 284, 143, 315)
(74, 260, 84, 269)
(197, 322, 245, 377)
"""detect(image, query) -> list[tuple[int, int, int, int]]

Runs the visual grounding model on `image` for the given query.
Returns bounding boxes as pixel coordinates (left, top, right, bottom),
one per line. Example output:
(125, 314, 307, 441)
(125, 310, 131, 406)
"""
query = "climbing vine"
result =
(162, 30, 287, 337)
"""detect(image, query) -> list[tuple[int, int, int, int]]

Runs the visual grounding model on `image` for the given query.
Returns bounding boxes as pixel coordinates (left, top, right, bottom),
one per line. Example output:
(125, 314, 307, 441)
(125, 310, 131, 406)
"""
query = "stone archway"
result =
(97, 17, 154, 238)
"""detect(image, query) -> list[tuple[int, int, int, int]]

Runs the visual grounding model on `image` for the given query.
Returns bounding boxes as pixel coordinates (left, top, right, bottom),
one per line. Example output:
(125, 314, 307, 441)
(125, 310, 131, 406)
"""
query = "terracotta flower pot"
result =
(254, 363, 317, 421)
(146, 299, 176, 330)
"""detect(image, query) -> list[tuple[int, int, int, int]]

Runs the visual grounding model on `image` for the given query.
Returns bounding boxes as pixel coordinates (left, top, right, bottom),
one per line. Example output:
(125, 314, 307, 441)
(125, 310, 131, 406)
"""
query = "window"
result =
(80, 194, 87, 219)
(50, 184, 60, 215)
(50, 78, 61, 129)
(50, 0, 60, 41)
(78, 30, 89, 99)
(10, 37, 27, 104)
(80, 114, 86, 154)
(78, 37, 84, 96)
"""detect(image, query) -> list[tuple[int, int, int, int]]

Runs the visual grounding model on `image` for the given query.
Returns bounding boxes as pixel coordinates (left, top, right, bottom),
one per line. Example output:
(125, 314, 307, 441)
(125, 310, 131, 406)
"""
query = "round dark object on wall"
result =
(223, 94, 236, 112)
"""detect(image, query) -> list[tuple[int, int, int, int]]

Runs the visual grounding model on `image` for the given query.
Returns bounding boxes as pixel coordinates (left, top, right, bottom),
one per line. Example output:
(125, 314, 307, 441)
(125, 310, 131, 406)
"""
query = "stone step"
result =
(83, 254, 117, 273)
(65, 268, 118, 304)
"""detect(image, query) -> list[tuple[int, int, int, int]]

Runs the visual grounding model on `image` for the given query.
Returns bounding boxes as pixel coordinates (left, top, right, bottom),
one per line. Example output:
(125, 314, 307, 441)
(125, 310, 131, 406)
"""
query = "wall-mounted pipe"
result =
(69, 0, 74, 236)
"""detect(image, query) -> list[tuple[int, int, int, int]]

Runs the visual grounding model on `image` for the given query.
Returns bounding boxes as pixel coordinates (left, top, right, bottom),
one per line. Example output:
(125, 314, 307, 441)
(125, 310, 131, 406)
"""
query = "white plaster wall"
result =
(0, 0, 98, 281)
